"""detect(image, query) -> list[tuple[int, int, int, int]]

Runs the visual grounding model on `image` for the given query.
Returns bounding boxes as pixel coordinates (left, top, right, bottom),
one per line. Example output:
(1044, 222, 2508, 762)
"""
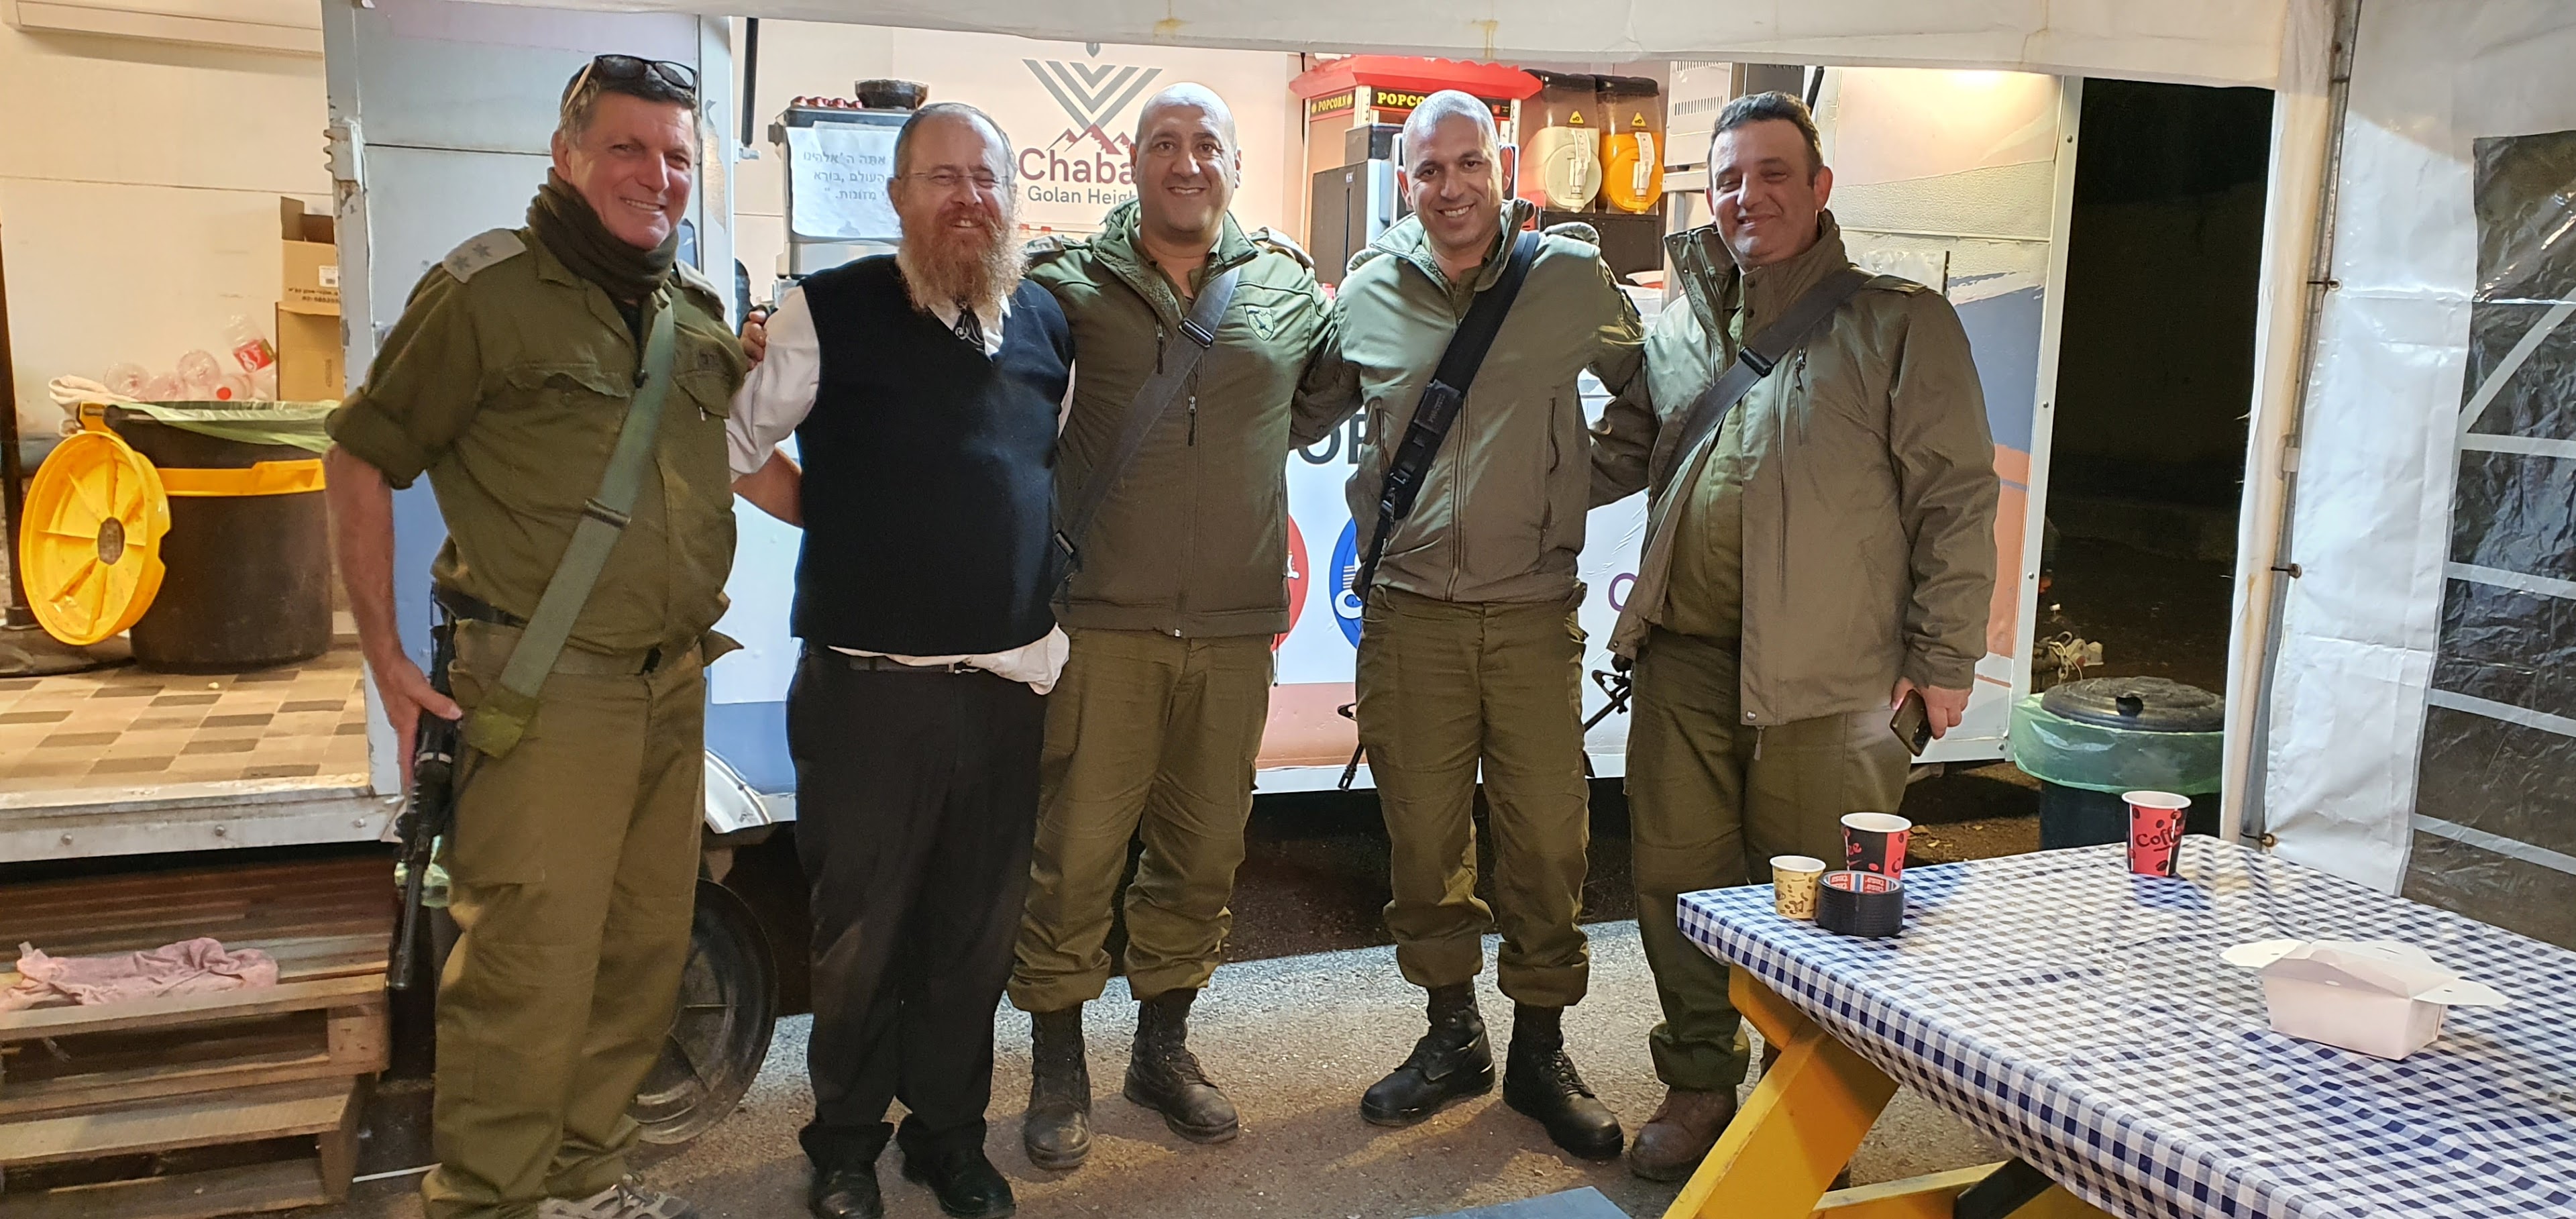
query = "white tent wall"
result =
(2259, 0, 2576, 935)
(504, 1, 2297, 92)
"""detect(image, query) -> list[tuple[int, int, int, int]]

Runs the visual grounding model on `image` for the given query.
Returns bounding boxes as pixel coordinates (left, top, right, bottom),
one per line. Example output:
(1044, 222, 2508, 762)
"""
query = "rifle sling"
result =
(460, 293, 682, 760)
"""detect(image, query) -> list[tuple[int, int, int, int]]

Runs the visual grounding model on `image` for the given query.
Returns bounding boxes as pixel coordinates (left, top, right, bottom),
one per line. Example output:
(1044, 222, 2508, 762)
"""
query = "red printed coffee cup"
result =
(2123, 791, 2190, 877)
(1841, 812, 1912, 878)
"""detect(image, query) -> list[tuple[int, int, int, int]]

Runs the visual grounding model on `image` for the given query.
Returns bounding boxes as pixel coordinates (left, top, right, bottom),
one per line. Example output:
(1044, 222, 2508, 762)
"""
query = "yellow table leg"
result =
(1992, 1186, 2116, 1219)
(1809, 1164, 2002, 1218)
(1660, 972, 1901, 1219)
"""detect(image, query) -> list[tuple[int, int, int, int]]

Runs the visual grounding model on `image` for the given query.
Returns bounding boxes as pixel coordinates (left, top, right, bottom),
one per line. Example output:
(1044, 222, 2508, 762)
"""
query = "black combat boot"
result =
(1360, 983, 1495, 1126)
(1501, 1003, 1623, 1161)
(1020, 1006, 1091, 1169)
(1123, 989, 1240, 1143)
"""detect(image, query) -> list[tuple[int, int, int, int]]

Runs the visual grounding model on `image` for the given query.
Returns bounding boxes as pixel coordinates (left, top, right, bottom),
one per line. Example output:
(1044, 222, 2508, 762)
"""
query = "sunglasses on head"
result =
(562, 54, 697, 108)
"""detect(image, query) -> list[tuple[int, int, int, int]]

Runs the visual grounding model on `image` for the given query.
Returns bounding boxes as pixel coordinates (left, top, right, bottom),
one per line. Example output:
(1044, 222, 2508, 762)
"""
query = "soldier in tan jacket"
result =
(1589, 92, 1998, 1181)
(1334, 91, 1644, 1163)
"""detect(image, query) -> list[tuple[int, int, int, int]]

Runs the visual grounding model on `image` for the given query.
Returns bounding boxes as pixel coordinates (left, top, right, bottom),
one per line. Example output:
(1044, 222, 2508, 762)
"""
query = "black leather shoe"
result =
(1360, 983, 1495, 1126)
(1124, 989, 1240, 1143)
(1502, 1004, 1623, 1161)
(1022, 1006, 1092, 1169)
(807, 1166, 883, 1219)
(900, 1146, 1016, 1218)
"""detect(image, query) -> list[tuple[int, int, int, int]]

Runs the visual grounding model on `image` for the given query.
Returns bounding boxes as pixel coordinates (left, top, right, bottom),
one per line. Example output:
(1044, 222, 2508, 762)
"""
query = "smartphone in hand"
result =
(1890, 688, 1933, 757)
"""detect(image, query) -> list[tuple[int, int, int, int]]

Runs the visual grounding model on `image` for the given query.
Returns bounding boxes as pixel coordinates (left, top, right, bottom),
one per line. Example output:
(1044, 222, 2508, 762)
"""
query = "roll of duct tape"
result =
(1815, 870, 1904, 939)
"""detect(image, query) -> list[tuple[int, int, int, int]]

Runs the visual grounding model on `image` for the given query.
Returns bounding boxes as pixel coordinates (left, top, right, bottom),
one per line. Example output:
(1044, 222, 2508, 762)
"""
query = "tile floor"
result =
(0, 629, 370, 800)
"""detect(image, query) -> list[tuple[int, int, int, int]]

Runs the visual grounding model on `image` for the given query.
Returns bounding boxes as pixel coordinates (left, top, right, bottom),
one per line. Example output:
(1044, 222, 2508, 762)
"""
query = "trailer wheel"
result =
(631, 878, 778, 1146)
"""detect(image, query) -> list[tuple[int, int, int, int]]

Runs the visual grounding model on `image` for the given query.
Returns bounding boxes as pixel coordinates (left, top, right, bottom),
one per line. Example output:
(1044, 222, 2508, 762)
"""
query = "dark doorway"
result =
(2036, 80, 2274, 697)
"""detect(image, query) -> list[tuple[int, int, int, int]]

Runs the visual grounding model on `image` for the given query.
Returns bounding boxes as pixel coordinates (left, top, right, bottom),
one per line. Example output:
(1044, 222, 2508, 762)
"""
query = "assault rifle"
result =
(390, 621, 459, 992)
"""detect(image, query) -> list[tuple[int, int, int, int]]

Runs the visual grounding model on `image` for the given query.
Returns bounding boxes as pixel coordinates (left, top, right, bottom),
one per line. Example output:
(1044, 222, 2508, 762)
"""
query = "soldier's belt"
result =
(455, 619, 694, 677)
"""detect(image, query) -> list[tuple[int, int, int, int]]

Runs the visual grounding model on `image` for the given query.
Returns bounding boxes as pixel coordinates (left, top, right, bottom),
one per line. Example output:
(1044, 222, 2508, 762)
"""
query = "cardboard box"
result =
(275, 308, 343, 403)
(2222, 939, 2510, 1060)
(280, 197, 339, 315)
(277, 198, 341, 400)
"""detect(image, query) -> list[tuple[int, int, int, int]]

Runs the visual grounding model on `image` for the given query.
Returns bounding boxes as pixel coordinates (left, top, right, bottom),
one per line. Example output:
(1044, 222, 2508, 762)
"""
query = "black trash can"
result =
(109, 411, 333, 672)
(2012, 677, 2226, 849)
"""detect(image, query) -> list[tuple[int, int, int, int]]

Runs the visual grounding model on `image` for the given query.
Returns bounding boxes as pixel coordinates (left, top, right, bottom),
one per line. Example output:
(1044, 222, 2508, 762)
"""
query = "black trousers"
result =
(788, 649, 1046, 1168)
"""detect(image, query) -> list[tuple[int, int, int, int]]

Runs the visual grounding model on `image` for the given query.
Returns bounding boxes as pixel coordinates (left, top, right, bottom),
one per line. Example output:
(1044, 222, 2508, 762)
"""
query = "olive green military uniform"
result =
(1010, 204, 1350, 1012)
(1590, 215, 1994, 1092)
(328, 227, 745, 1219)
(1334, 200, 1644, 1008)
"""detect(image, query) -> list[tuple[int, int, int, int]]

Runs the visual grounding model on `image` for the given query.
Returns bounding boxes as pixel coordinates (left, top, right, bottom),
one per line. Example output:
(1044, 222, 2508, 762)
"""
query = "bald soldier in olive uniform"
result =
(1009, 83, 1350, 1171)
(325, 58, 745, 1219)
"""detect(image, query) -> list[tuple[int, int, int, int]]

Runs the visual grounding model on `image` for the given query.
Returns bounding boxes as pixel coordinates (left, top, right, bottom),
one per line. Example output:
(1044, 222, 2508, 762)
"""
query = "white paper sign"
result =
(786, 124, 900, 242)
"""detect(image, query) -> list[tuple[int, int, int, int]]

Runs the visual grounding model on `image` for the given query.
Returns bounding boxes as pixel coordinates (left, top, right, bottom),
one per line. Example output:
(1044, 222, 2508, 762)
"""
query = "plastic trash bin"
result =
(2010, 676, 2224, 848)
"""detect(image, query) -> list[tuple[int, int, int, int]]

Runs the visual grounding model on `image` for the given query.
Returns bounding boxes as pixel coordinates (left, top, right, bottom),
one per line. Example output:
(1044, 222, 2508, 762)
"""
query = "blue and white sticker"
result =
(1330, 519, 1364, 647)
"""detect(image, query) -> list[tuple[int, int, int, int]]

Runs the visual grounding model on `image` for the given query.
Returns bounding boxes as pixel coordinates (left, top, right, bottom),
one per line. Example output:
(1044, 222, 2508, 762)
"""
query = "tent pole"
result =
(2224, 0, 2363, 849)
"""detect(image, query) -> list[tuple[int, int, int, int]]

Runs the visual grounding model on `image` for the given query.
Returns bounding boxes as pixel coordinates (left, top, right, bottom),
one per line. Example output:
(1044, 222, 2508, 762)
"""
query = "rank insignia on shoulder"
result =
(1022, 234, 1081, 261)
(674, 260, 725, 304)
(441, 229, 527, 282)
(1541, 220, 1604, 247)
(1248, 227, 1313, 271)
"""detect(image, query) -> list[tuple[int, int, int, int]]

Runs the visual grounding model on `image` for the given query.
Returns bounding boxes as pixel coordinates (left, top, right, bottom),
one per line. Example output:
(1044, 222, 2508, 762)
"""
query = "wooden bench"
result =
(0, 855, 394, 1219)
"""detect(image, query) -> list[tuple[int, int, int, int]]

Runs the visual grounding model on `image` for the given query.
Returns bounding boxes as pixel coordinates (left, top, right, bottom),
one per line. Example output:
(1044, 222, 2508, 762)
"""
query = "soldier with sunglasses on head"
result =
(325, 53, 745, 1219)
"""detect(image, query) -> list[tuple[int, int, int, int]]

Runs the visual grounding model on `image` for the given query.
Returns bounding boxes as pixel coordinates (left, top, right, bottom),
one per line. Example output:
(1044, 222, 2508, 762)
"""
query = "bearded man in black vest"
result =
(727, 101, 1073, 1219)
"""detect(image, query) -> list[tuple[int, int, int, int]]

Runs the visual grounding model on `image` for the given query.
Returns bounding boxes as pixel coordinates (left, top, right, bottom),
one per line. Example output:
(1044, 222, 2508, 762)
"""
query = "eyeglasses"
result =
(902, 169, 1003, 194)
(562, 54, 698, 109)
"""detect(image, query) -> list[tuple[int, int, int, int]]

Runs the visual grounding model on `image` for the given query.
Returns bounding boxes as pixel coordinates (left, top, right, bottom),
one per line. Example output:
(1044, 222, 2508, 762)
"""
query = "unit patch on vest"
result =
(441, 229, 526, 282)
(1243, 303, 1279, 339)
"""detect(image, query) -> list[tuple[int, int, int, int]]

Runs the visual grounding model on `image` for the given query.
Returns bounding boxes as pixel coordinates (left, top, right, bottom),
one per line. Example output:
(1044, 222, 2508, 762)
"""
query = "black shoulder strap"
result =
(1665, 266, 1876, 476)
(1353, 230, 1541, 595)
(1631, 266, 1877, 588)
(1053, 266, 1242, 576)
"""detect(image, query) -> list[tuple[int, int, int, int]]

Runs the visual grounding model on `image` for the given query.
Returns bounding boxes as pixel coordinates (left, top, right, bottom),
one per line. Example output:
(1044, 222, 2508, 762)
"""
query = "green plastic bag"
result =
(2008, 694, 2223, 795)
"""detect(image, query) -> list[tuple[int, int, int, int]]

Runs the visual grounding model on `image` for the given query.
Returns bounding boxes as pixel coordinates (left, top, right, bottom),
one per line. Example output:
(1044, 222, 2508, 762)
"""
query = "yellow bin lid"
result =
(18, 429, 172, 645)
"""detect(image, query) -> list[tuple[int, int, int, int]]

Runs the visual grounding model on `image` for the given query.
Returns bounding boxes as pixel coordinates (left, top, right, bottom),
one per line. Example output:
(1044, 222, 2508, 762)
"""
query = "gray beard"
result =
(897, 229, 1024, 321)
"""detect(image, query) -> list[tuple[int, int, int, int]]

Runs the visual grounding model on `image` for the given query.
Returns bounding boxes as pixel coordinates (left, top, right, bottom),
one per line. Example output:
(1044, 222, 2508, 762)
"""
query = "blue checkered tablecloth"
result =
(1678, 838, 2576, 1219)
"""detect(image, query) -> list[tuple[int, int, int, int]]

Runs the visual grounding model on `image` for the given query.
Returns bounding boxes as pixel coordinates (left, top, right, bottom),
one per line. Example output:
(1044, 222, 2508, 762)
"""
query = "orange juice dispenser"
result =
(1523, 70, 1605, 211)
(1597, 74, 1666, 214)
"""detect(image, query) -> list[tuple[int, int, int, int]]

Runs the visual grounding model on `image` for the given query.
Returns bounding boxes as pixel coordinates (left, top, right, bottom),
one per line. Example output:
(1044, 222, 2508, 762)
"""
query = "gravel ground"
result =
(315, 922, 2002, 1219)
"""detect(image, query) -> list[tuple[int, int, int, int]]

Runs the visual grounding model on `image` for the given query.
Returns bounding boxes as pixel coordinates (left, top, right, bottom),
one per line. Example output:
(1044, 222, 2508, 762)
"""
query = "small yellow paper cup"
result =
(1771, 855, 1828, 920)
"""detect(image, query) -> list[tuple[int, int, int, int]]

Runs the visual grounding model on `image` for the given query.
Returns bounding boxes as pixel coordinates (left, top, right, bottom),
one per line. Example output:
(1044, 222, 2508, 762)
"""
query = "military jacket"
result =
(327, 228, 747, 653)
(1026, 201, 1352, 638)
(1335, 197, 1646, 605)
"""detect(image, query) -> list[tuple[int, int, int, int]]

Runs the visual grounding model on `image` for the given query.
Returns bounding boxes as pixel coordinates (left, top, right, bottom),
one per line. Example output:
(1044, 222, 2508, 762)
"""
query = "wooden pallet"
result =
(0, 855, 393, 1219)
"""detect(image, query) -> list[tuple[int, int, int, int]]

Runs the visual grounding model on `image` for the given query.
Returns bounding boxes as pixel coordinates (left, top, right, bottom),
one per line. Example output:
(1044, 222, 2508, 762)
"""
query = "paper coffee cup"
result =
(1771, 855, 1827, 920)
(2123, 791, 2190, 878)
(1841, 812, 1913, 878)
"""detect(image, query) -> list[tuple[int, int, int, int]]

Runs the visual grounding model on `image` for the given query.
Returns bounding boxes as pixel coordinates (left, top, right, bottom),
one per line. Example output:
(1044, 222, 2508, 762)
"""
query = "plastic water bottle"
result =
(177, 350, 225, 399)
(218, 374, 253, 403)
(226, 315, 277, 376)
(142, 372, 186, 402)
(103, 363, 149, 399)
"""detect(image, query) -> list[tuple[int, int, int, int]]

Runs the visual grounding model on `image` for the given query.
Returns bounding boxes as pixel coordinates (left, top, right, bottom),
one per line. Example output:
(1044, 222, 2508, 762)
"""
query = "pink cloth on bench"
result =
(1, 937, 280, 1012)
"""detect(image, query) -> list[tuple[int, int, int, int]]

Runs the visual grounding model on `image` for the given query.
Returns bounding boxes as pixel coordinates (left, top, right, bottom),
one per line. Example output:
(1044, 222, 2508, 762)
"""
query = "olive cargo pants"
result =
(1356, 588, 1593, 1008)
(1626, 628, 1909, 1092)
(427, 623, 704, 1219)
(1011, 628, 1273, 1012)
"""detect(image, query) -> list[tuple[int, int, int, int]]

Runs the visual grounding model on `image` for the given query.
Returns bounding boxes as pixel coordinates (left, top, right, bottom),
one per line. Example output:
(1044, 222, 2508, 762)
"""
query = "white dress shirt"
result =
(727, 280, 1067, 692)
